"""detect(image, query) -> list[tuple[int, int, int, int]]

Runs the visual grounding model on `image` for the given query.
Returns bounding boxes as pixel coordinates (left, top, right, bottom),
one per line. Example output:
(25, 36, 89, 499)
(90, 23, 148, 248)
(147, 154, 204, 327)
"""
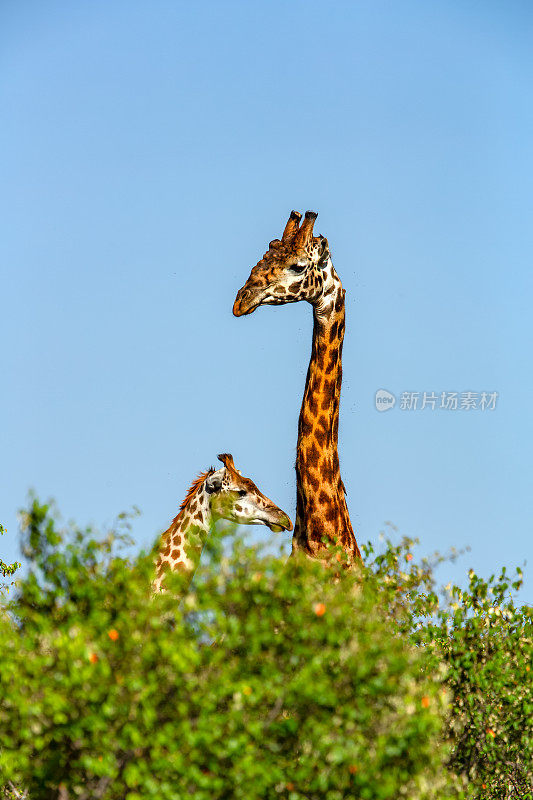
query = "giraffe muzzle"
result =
(265, 511, 293, 533)
(233, 288, 259, 317)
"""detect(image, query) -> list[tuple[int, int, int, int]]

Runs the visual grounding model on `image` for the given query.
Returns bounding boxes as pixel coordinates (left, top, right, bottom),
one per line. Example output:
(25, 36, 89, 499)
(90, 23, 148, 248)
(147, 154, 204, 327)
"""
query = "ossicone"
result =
(217, 453, 235, 470)
(281, 210, 302, 242)
(294, 210, 318, 247)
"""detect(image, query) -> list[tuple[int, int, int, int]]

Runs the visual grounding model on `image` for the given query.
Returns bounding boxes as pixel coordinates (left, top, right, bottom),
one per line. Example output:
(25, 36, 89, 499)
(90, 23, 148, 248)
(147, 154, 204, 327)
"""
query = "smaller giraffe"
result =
(153, 453, 292, 591)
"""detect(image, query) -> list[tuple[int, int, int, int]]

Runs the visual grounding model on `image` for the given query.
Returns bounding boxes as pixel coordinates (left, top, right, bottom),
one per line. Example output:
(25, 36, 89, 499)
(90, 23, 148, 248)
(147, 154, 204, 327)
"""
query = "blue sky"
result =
(1, 1, 532, 597)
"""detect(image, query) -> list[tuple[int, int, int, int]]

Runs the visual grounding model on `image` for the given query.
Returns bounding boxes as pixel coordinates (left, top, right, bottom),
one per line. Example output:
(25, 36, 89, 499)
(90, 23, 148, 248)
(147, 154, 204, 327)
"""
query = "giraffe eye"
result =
(289, 264, 306, 274)
(237, 490, 247, 498)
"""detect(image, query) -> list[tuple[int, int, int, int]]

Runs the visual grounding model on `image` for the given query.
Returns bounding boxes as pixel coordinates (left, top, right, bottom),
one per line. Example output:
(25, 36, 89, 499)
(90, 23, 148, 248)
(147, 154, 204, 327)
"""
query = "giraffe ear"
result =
(205, 471, 223, 494)
(317, 235, 330, 268)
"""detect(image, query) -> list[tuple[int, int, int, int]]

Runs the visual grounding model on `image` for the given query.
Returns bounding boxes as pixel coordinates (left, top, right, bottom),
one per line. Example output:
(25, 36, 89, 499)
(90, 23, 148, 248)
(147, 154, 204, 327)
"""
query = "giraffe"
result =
(233, 210, 361, 565)
(153, 453, 292, 591)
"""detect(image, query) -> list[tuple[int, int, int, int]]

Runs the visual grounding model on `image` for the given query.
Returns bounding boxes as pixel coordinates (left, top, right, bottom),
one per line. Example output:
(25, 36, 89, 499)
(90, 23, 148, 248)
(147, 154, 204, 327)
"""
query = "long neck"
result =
(293, 261, 361, 562)
(154, 485, 212, 591)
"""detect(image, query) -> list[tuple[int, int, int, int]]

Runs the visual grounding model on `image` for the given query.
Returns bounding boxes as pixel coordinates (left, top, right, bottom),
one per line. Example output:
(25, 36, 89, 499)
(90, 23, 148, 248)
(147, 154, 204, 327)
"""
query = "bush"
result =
(0, 499, 450, 800)
(0, 523, 20, 597)
(364, 535, 533, 799)
(1, 501, 531, 799)
(427, 568, 532, 798)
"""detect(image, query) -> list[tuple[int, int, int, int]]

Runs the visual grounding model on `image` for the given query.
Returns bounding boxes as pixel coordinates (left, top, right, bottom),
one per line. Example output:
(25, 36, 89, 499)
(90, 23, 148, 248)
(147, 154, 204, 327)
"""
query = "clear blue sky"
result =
(1, 1, 532, 597)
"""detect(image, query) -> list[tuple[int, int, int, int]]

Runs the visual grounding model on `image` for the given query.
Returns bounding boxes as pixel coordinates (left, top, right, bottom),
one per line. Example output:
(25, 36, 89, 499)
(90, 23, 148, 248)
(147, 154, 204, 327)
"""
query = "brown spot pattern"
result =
(325, 506, 337, 523)
(321, 379, 334, 410)
(300, 414, 313, 437)
(320, 458, 333, 483)
(314, 427, 327, 448)
(306, 441, 320, 470)
(327, 351, 338, 371)
(317, 414, 328, 431)
(307, 471, 320, 492)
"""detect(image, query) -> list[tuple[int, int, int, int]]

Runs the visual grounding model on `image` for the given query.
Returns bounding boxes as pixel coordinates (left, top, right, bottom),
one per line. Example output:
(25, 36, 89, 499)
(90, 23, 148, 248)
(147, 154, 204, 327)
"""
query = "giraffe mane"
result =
(179, 468, 214, 512)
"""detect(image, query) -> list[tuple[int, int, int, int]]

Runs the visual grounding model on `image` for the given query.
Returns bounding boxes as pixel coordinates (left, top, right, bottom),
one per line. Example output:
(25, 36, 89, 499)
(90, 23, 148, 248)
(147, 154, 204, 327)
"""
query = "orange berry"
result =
(286, 782, 294, 791)
(421, 696, 430, 708)
(243, 685, 252, 696)
(349, 764, 358, 774)
(482, 784, 486, 790)
(108, 629, 119, 641)
(406, 553, 413, 562)
(313, 602, 326, 617)
(89, 652, 98, 664)
(486, 728, 495, 738)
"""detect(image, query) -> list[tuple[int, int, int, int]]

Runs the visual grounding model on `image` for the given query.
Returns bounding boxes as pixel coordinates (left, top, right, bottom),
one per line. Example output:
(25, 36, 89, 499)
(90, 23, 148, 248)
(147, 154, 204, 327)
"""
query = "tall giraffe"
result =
(233, 211, 361, 565)
(153, 453, 292, 591)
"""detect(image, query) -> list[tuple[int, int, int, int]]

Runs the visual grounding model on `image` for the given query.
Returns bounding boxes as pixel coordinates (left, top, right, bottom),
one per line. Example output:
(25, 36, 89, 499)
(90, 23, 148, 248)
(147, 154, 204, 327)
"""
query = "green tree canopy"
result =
(0, 499, 531, 799)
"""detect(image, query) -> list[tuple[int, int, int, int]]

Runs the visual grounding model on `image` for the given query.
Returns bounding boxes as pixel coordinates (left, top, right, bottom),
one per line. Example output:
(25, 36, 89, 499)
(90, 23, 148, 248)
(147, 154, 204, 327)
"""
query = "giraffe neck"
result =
(293, 260, 361, 562)
(154, 477, 212, 591)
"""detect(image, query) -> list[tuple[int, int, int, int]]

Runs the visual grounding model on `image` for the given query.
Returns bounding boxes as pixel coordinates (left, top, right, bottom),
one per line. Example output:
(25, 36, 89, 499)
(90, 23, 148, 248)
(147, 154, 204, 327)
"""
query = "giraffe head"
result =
(233, 210, 332, 317)
(207, 453, 293, 532)
(154, 454, 293, 591)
